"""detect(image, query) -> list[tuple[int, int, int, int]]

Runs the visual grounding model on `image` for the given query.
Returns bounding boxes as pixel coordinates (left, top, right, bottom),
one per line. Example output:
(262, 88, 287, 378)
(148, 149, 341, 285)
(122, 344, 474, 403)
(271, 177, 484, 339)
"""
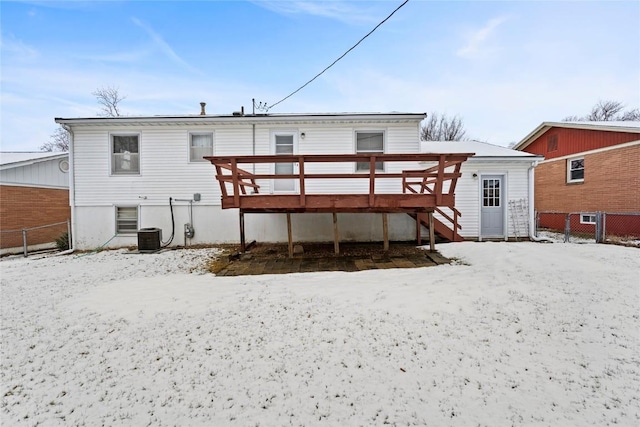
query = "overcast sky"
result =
(1, 0, 639, 151)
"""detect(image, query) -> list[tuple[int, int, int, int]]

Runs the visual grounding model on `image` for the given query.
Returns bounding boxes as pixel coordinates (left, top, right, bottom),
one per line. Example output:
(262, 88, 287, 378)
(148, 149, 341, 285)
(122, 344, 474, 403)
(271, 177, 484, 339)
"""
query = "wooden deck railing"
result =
(206, 153, 473, 213)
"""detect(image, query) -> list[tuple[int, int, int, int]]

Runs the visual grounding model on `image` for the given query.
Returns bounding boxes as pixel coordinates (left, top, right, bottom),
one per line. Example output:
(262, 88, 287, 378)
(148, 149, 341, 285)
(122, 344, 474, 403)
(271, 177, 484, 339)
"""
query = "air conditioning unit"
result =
(137, 228, 162, 252)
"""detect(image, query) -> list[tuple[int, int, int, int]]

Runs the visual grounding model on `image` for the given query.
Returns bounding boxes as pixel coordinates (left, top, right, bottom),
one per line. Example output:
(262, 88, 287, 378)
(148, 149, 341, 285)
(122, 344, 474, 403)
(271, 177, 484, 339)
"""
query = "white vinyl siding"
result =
(435, 160, 531, 239)
(71, 119, 428, 247)
(189, 132, 213, 162)
(116, 206, 138, 234)
(111, 134, 140, 175)
(0, 157, 69, 189)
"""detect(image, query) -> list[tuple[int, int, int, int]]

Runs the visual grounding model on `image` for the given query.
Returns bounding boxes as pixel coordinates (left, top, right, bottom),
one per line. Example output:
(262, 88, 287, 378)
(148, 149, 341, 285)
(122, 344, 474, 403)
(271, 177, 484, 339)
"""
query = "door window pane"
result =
(274, 134, 295, 191)
(483, 179, 500, 207)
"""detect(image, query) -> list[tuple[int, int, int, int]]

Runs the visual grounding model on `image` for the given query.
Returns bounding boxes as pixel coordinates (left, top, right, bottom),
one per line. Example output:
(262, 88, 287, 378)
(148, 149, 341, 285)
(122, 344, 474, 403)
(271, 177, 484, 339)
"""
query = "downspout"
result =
(61, 123, 76, 254)
(252, 123, 256, 174)
(527, 160, 549, 242)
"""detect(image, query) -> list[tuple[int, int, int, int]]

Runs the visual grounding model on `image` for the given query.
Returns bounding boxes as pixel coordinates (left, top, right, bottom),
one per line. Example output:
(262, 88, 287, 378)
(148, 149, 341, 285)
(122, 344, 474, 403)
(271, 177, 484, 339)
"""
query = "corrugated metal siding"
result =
(524, 128, 639, 159)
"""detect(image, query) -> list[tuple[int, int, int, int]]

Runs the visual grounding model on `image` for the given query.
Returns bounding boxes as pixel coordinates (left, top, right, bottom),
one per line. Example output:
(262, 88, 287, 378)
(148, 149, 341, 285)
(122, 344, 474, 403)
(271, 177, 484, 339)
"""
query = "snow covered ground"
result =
(1, 242, 639, 426)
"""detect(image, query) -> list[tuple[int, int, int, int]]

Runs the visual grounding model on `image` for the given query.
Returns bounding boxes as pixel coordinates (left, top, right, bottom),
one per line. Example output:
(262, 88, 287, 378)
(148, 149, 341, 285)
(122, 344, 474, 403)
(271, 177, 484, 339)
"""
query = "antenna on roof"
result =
(252, 98, 268, 115)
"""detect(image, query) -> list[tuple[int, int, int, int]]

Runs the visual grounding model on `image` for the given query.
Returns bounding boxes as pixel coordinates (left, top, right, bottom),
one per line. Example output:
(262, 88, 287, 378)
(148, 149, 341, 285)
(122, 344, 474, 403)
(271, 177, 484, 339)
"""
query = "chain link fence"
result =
(0, 220, 70, 257)
(536, 211, 640, 246)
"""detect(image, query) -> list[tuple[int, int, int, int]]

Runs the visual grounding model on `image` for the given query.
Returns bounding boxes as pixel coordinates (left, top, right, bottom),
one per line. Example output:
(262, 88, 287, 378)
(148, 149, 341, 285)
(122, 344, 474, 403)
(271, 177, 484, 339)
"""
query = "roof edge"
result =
(55, 112, 427, 126)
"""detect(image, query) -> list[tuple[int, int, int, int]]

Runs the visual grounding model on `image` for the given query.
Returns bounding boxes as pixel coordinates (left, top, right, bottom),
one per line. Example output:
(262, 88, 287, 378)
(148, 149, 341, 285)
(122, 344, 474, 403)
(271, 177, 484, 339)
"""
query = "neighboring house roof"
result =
(514, 121, 640, 151)
(0, 152, 69, 170)
(55, 112, 427, 126)
(421, 140, 543, 160)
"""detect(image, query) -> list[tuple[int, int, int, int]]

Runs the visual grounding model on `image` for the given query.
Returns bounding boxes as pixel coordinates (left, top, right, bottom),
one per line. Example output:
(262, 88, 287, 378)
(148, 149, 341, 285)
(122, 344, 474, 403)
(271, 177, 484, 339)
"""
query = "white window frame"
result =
(189, 131, 214, 163)
(580, 213, 596, 225)
(110, 133, 141, 175)
(355, 130, 385, 172)
(567, 157, 584, 183)
(115, 206, 139, 234)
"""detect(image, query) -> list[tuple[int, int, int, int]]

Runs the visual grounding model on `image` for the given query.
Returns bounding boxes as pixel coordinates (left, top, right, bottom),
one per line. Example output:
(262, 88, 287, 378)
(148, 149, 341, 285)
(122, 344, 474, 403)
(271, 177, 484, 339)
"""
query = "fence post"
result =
(602, 212, 607, 243)
(67, 219, 71, 249)
(22, 229, 28, 257)
(564, 214, 571, 243)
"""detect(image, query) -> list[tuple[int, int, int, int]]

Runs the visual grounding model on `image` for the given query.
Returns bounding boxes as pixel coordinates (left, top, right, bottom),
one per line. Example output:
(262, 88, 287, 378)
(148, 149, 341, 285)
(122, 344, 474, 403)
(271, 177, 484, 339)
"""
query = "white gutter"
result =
(61, 123, 76, 251)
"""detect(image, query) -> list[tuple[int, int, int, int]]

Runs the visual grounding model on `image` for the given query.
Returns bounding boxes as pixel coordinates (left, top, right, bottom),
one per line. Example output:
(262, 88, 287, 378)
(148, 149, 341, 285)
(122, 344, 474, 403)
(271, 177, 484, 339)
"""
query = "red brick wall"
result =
(535, 144, 640, 213)
(0, 185, 71, 249)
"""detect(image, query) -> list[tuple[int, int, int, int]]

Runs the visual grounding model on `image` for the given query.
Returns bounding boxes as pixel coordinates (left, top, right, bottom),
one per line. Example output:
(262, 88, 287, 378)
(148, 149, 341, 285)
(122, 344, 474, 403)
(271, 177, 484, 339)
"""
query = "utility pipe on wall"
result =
(61, 123, 75, 252)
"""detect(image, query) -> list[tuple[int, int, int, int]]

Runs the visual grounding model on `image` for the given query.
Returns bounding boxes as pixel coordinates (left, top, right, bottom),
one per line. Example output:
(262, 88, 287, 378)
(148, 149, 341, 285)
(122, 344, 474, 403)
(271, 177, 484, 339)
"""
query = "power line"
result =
(267, 0, 410, 111)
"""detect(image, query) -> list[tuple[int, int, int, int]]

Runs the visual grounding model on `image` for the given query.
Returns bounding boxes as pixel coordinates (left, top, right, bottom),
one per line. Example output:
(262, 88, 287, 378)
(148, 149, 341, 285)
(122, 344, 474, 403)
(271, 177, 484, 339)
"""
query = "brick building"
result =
(1, 152, 70, 253)
(514, 122, 640, 237)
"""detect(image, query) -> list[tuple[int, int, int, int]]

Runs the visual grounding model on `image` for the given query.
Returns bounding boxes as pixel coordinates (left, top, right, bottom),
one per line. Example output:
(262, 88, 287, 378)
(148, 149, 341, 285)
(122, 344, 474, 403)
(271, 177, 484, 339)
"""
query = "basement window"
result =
(580, 213, 596, 225)
(189, 132, 213, 162)
(116, 206, 138, 234)
(355, 131, 384, 172)
(567, 157, 584, 183)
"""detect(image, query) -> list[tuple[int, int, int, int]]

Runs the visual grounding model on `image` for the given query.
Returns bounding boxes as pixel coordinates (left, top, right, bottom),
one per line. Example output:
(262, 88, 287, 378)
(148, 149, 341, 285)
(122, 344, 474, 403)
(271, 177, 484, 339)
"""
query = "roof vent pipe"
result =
(200, 102, 206, 115)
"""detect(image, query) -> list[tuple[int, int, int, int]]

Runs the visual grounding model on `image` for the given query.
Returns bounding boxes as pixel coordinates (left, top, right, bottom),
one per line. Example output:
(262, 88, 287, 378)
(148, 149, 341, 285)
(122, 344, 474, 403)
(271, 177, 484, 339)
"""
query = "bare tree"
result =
(420, 113, 468, 141)
(93, 86, 126, 117)
(40, 126, 70, 152)
(563, 100, 639, 122)
(618, 109, 640, 121)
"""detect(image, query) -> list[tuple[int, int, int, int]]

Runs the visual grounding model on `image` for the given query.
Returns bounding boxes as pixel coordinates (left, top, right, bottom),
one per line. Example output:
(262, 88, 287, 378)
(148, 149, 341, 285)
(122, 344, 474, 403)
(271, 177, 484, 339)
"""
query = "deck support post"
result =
(382, 213, 389, 252)
(416, 213, 422, 246)
(287, 213, 293, 258)
(333, 213, 339, 255)
(428, 212, 436, 253)
(239, 210, 246, 253)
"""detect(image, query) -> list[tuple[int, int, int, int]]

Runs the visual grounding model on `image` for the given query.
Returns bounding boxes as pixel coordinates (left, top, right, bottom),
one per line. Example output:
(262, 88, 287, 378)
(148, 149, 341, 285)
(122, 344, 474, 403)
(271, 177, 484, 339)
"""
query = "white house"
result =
(55, 111, 541, 250)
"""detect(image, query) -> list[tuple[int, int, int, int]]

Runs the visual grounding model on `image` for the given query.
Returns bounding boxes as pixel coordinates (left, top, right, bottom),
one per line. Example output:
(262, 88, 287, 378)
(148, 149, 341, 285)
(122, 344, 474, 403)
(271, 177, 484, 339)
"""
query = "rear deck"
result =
(206, 153, 473, 255)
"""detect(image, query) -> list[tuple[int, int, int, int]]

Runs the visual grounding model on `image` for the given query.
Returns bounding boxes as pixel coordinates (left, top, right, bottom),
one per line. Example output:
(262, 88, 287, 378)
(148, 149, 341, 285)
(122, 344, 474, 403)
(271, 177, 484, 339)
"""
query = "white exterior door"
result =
(480, 175, 505, 238)
(272, 132, 298, 193)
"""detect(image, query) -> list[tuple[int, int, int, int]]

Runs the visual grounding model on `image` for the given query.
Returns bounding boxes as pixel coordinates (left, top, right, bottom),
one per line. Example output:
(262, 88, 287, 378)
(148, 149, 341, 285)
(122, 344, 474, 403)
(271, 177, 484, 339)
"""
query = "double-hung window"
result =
(567, 157, 584, 183)
(111, 134, 140, 175)
(355, 131, 384, 172)
(116, 206, 138, 234)
(189, 132, 213, 162)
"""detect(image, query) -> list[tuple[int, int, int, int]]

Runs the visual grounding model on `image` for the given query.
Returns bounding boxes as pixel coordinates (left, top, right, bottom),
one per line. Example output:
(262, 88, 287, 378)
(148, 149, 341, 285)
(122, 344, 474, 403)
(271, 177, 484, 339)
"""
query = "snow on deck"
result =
(1, 243, 638, 425)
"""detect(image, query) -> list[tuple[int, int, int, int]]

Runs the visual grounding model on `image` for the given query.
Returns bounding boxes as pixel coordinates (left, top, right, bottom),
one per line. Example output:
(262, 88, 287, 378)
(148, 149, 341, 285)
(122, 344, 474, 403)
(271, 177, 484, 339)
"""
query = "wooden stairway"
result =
(411, 209, 464, 242)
